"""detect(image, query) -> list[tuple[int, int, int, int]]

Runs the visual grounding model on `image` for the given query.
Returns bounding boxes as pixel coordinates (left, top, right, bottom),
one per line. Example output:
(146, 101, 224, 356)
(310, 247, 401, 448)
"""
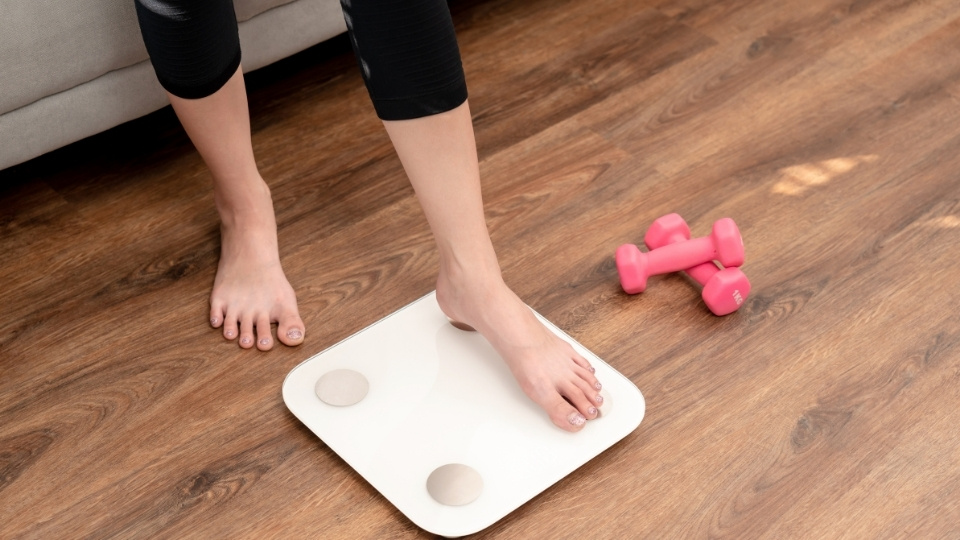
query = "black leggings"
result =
(133, 0, 468, 120)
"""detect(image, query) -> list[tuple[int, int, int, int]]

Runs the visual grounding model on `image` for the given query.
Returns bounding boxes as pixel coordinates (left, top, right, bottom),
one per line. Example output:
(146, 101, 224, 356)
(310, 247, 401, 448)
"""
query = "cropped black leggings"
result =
(133, 0, 468, 120)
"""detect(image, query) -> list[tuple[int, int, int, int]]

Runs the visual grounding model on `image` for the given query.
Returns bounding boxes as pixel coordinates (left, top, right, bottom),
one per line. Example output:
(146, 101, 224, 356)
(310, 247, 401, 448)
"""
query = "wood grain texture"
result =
(3, 0, 960, 537)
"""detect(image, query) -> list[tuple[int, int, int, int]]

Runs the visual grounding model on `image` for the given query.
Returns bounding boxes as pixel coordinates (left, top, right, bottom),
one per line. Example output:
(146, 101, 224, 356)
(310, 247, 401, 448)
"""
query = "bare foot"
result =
(436, 266, 603, 432)
(208, 178, 304, 350)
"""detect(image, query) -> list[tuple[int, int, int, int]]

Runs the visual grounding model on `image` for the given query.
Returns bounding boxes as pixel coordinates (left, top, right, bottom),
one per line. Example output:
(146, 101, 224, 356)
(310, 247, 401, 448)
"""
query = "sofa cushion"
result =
(0, 0, 299, 116)
(0, 0, 346, 171)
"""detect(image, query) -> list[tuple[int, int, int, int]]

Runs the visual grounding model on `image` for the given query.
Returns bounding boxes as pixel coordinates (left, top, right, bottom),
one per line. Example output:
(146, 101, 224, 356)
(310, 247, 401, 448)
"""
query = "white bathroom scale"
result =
(282, 291, 645, 537)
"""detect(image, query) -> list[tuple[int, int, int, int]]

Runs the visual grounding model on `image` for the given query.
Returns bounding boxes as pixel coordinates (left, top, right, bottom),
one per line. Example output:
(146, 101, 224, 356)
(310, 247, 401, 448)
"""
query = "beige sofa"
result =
(0, 0, 346, 171)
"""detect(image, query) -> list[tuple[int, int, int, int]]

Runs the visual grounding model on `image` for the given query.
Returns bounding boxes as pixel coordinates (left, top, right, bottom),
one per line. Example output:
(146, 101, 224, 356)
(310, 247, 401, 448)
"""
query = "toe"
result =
(575, 364, 602, 393)
(542, 392, 587, 432)
(238, 315, 255, 349)
(210, 303, 225, 329)
(563, 380, 600, 419)
(570, 351, 595, 374)
(222, 309, 239, 341)
(277, 310, 305, 347)
(256, 314, 273, 351)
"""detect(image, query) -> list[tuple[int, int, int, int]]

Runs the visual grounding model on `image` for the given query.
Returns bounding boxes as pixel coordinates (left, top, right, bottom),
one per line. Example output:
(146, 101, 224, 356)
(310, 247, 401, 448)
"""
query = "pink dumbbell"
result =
(616, 217, 744, 294)
(644, 213, 750, 315)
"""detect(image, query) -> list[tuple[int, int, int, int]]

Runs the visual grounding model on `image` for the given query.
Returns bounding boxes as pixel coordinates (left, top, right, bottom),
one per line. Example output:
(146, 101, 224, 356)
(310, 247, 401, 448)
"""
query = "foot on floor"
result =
(208, 178, 304, 351)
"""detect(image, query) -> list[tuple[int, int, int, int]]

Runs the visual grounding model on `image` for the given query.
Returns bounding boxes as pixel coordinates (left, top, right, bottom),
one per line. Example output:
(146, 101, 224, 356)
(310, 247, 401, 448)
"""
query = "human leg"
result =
(134, 0, 304, 350)
(343, 0, 602, 431)
(382, 103, 603, 432)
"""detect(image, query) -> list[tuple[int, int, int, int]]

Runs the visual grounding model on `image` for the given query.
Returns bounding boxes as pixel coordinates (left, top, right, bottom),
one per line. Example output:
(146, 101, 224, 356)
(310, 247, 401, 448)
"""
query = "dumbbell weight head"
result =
(615, 213, 691, 294)
(643, 213, 690, 248)
(709, 218, 745, 268)
(702, 266, 751, 315)
(615, 243, 647, 294)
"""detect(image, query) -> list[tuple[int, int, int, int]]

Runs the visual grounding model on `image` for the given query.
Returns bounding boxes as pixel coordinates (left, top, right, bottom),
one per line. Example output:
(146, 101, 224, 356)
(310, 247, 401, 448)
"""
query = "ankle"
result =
(438, 233, 501, 274)
(438, 251, 503, 291)
(214, 175, 274, 230)
(436, 253, 509, 320)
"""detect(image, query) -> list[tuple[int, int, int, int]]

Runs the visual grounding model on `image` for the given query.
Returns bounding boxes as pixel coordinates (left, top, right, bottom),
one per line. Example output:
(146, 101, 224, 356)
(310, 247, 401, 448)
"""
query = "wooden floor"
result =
(3, 0, 960, 537)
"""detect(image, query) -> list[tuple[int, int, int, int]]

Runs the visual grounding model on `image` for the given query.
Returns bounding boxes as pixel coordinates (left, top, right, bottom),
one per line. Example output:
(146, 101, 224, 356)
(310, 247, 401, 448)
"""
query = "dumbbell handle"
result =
(644, 236, 722, 275)
(645, 231, 721, 286)
(687, 261, 722, 284)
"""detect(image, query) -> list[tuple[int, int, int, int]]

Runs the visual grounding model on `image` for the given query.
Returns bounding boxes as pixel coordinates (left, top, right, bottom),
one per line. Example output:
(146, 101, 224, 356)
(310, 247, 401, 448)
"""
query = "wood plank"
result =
(2, 0, 960, 537)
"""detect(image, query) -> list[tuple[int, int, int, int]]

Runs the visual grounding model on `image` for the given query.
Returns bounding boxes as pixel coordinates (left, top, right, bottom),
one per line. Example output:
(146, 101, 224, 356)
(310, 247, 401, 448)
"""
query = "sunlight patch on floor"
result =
(773, 155, 879, 195)
(926, 215, 960, 229)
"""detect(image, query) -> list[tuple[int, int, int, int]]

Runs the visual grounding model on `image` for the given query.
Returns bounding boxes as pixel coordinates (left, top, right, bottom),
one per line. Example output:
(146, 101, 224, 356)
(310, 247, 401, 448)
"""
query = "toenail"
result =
(589, 366, 596, 374)
(568, 412, 586, 426)
(595, 382, 602, 391)
(596, 394, 604, 403)
(210, 317, 220, 326)
(225, 330, 236, 338)
(287, 328, 303, 340)
(241, 337, 252, 346)
(589, 407, 598, 416)
(259, 338, 270, 346)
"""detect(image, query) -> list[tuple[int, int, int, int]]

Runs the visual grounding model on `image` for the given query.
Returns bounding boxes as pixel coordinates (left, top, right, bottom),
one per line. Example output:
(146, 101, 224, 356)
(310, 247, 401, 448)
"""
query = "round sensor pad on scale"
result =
(315, 369, 369, 407)
(426, 463, 484, 506)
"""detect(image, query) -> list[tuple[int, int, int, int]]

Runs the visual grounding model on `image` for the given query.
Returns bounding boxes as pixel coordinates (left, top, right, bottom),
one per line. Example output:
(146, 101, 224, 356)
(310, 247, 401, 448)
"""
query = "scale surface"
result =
(283, 292, 644, 537)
